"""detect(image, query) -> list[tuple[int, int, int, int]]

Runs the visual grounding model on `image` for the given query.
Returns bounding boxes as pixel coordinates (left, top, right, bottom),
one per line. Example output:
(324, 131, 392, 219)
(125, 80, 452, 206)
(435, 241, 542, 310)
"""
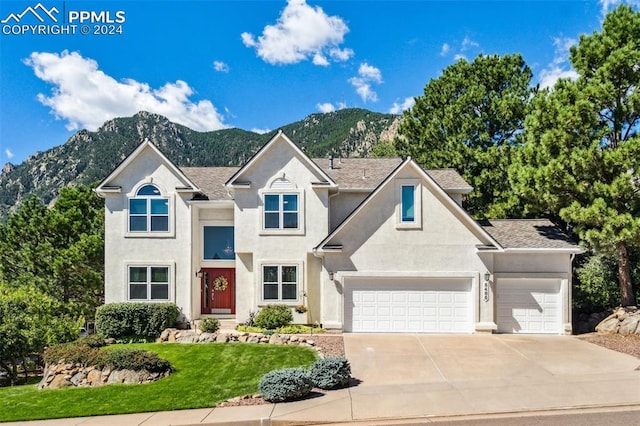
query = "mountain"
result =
(0, 108, 401, 219)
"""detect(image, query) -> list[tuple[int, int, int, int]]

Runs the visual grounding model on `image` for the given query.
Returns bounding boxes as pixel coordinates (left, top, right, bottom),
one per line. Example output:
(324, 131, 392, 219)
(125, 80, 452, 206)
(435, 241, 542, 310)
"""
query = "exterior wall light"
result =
(328, 271, 334, 280)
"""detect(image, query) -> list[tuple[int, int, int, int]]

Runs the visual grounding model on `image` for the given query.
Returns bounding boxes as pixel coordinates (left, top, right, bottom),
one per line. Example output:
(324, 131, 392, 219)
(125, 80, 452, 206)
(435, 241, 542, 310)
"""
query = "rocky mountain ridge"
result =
(0, 108, 401, 219)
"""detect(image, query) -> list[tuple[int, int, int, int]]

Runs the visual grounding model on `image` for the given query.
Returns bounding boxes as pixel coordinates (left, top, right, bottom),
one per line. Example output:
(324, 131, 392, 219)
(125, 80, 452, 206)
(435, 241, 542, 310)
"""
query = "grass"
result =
(0, 342, 317, 422)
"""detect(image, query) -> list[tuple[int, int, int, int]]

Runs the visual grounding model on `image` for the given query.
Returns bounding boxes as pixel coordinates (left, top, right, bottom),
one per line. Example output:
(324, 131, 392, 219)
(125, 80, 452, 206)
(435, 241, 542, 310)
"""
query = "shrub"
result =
(199, 317, 220, 333)
(275, 325, 326, 334)
(259, 368, 313, 402)
(43, 343, 105, 367)
(253, 305, 293, 330)
(44, 343, 172, 373)
(95, 303, 180, 339)
(76, 334, 106, 348)
(104, 348, 172, 373)
(308, 357, 351, 389)
(235, 325, 265, 333)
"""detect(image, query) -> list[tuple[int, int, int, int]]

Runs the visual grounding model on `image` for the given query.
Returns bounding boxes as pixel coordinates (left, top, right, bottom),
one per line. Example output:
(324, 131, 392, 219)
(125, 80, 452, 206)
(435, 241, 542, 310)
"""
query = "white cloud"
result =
(4, 148, 14, 160)
(251, 128, 271, 134)
(357, 63, 382, 83)
(329, 47, 354, 61)
(317, 102, 347, 113)
(317, 102, 335, 113)
(440, 35, 479, 60)
(599, 0, 640, 17)
(349, 62, 382, 103)
(538, 36, 579, 89)
(213, 61, 229, 73)
(313, 53, 329, 66)
(241, 0, 352, 66)
(389, 97, 415, 114)
(461, 36, 479, 51)
(24, 50, 227, 132)
(539, 67, 579, 90)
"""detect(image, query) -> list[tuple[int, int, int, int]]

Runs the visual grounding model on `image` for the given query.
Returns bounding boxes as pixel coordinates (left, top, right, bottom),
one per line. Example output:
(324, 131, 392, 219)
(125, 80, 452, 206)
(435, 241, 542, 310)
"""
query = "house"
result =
(95, 131, 583, 334)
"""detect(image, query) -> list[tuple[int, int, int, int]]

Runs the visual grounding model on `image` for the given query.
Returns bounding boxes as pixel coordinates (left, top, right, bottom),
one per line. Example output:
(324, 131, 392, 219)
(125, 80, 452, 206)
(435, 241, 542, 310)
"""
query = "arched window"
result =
(263, 178, 299, 230)
(129, 184, 169, 232)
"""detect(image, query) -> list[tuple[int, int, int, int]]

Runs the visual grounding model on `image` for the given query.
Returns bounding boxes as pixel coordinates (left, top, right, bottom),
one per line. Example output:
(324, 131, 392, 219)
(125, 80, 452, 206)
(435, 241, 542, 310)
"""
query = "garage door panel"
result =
(497, 279, 561, 334)
(345, 277, 473, 333)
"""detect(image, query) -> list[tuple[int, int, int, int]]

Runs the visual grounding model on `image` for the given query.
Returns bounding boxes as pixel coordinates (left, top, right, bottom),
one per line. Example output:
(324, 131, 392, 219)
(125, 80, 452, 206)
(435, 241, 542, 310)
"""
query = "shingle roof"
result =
(480, 219, 581, 250)
(312, 158, 472, 191)
(425, 169, 473, 192)
(312, 158, 402, 190)
(181, 159, 471, 200)
(182, 167, 238, 200)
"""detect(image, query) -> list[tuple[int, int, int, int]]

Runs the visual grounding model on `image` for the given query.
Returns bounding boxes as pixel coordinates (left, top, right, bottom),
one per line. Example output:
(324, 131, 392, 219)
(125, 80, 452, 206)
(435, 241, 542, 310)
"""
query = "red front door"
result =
(201, 268, 235, 314)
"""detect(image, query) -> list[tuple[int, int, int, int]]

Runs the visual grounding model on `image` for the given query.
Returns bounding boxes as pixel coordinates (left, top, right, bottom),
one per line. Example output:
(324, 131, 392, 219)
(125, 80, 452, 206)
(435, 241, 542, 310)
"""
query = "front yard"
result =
(0, 342, 317, 422)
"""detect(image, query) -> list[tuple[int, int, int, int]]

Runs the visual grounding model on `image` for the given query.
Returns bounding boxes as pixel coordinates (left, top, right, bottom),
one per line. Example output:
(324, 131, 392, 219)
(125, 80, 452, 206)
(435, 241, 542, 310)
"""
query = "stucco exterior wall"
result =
(329, 191, 369, 231)
(230, 137, 330, 322)
(103, 147, 194, 321)
(321, 168, 491, 330)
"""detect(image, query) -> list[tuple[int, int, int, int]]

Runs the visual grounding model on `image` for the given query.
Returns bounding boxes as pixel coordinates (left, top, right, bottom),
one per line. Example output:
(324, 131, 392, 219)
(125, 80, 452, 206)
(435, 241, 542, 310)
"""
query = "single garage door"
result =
(344, 277, 473, 333)
(496, 279, 562, 334)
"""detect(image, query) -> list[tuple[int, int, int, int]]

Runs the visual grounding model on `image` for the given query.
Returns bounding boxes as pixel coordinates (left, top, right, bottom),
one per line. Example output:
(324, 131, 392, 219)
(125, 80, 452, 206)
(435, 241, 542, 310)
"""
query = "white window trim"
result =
(125, 263, 174, 302)
(258, 261, 303, 304)
(258, 189, 305, 236)
(125, 183, 175, 238)
(395, 179, 422, 229)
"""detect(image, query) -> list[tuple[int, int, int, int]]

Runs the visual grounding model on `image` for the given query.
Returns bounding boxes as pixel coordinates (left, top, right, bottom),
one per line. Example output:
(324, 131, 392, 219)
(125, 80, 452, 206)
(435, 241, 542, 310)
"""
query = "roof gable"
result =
(225, 131, 336, 188)
(95, 140, 199, 194)
(315, 158, 500, 251)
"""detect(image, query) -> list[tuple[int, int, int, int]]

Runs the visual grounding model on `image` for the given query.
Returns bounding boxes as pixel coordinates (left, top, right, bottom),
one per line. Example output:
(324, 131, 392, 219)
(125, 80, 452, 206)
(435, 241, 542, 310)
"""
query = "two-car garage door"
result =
(344, 277, 473, 333)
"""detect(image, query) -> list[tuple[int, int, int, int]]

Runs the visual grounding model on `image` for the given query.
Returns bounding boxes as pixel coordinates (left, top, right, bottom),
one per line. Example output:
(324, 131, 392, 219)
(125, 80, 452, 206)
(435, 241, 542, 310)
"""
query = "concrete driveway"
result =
(343, 334, 640, 421)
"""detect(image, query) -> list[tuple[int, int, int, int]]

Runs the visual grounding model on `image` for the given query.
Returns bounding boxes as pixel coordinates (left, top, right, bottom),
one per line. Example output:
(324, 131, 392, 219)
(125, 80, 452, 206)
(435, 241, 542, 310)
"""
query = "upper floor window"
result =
(260, 176, 304, 234)
(401, 185, 415, 223)
(129, 184, 169, 233)
(396, 179, 421, 229)
(264, 193, 299, 229)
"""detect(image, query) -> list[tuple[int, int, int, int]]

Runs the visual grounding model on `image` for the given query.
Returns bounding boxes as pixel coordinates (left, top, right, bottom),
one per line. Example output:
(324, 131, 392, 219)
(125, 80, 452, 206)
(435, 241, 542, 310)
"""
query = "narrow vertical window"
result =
(401, 185, 415, 222)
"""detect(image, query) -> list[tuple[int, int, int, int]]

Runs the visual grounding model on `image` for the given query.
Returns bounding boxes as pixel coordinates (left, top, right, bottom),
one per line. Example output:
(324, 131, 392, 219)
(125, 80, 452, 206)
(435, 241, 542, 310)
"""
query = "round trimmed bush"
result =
(253, 305, 293, 330)
(309, 357, 351, 389)
(259, 368, 313, 402)
(199, 317, 220, 333)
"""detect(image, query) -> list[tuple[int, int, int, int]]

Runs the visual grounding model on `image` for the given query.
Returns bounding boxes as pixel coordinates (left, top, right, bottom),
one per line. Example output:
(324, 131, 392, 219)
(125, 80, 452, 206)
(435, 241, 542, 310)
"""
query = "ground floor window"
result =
(262, 265, 298, 301)
(128, 266, 170, 300)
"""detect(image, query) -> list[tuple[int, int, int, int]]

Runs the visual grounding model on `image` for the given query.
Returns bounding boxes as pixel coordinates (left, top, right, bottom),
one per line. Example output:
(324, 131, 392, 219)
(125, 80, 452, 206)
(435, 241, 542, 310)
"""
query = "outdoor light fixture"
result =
(484, 272, 491, 282)
(328, 271, 334, 280)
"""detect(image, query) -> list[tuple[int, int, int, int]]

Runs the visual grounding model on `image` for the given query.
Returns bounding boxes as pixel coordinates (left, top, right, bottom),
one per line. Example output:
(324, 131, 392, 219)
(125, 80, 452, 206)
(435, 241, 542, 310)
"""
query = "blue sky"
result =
(0, 0, 633, 165)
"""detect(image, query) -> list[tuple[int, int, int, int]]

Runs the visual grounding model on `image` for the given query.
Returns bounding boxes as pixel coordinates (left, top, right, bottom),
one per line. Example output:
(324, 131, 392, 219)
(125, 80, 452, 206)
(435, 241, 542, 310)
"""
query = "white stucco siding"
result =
(329, 192, 369, 231)
(102, 147, 195, 320)
(321, 170, 491, 330)
(494, 253, 572, 274)
(230, 138, 331, 321)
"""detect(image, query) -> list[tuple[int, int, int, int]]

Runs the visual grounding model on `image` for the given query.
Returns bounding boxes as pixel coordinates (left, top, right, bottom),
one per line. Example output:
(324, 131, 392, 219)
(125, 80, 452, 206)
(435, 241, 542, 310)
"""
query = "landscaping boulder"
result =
(596, 307, 640, 335)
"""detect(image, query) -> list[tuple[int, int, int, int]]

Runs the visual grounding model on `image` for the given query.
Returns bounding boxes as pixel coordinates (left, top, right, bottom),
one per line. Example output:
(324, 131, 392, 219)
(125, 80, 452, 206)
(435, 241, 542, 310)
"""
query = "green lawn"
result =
(0, 343, 317, 422)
